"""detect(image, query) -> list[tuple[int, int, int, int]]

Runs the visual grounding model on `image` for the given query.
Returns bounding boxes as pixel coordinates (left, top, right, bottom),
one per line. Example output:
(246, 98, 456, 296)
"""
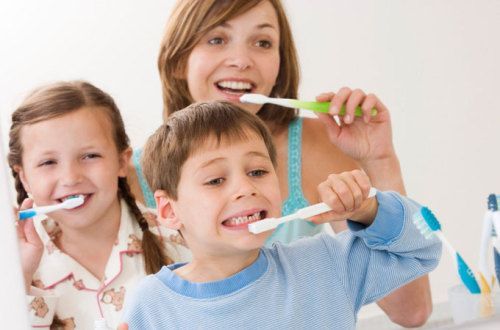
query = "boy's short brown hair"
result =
(141, 101, 277, 199)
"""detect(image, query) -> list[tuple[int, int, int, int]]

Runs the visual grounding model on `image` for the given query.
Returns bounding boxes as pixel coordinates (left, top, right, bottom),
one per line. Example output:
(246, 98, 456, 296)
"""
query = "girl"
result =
(9, 81, 189, 329)
(128, 0, 430, 327)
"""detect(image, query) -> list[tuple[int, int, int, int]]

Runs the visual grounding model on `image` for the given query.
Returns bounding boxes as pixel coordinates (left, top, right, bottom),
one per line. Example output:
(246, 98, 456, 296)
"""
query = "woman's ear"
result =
(118, 147, 133, 178)
(154, 190, 182, 230)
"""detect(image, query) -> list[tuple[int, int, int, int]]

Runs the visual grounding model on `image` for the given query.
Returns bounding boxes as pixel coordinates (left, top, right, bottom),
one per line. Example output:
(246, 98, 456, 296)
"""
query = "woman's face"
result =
(185, 1, 280, 115)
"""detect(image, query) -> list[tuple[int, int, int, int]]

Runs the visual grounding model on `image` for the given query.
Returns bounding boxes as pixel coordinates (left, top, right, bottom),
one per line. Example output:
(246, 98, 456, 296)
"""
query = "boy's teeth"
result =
(226, 212, 261, 225)
(217, 81, 252, 91)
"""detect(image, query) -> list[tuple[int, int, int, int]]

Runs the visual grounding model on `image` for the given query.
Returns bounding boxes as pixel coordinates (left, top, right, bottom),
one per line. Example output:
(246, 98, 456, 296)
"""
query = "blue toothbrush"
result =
(18, 195, 84, 220)
(413, 207, 481, 294)
(488, 194, 500, 286)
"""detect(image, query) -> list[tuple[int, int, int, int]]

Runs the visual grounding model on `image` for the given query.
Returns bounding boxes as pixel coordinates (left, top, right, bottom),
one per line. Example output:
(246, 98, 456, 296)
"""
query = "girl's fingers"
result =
(24, 218, 42, 246)
(20, 198, 34, 211)
(344, 89, 365, 124)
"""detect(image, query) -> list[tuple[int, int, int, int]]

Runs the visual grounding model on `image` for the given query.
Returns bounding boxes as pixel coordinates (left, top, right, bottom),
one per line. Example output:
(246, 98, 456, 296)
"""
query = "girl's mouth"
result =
(58, 194, 91, 210)
(222, 210, 267, 229)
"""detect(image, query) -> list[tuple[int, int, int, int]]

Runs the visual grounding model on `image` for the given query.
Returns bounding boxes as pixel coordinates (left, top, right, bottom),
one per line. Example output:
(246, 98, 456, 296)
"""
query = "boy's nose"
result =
(234, 176, 258, 199)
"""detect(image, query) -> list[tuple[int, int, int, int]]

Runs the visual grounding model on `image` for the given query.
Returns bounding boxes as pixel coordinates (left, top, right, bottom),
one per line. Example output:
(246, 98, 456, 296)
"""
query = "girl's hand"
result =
(316, 88, 396, 165)
(309, 170, 377, 225)
(16, 198, 44, 292)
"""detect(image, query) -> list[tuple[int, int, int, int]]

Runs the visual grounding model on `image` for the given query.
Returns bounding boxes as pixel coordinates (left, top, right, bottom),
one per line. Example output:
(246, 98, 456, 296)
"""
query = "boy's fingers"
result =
(351, 170, 372, 198)
(338, 172, 363, 211)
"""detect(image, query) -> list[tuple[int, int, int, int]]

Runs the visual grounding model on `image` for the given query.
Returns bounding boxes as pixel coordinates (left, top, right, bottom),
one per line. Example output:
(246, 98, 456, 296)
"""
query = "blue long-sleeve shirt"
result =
(122, 192, 442, 329)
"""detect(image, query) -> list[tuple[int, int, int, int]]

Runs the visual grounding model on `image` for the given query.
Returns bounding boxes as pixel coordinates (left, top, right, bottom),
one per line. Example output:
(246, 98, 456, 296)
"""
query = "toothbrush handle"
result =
(291, 101, 377, 117)
(19, 209, 37, 220)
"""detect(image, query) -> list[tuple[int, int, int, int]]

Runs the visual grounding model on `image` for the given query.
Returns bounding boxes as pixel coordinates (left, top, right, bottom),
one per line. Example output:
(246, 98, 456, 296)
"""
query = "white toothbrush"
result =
(248, 188, 377, 234)
(18, 195, 85, 220)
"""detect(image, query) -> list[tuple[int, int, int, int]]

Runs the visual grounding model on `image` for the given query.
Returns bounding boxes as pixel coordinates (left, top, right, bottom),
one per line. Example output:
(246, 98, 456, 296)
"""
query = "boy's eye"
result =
(205, 177, 225, 186)
(38, 159, 56, 167)
(208, 37, 225, 45)
(249, 169, 268, 177)
(256, 40, 272, 49)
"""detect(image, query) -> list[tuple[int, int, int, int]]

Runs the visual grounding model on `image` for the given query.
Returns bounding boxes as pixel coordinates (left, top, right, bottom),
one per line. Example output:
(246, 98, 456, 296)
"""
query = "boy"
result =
(122, 101, 441, 329)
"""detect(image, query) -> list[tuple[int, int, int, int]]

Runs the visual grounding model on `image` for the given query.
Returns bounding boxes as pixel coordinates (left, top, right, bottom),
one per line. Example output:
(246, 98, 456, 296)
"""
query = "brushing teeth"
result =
(225, 211, 261, 226)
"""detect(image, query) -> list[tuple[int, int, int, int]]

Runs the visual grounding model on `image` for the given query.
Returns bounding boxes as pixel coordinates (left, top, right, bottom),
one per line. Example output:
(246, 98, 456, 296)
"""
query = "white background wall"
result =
(1, 0, 499, 324)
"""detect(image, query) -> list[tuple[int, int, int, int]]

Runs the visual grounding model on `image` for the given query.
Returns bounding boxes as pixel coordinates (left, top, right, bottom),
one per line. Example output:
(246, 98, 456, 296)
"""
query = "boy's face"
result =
(156, 130, 281, 258)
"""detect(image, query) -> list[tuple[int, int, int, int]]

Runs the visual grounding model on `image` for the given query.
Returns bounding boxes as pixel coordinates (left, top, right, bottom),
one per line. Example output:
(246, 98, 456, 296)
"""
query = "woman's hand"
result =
(309, 169, 377, 226)
(16, 198, 44, 292)
(316, 88, 396, 165)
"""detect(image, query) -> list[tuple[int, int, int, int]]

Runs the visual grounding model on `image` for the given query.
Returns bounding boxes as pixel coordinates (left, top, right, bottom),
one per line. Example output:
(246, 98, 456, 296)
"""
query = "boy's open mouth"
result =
(215, 80, 255, 95)
(222, 210, 267, 228)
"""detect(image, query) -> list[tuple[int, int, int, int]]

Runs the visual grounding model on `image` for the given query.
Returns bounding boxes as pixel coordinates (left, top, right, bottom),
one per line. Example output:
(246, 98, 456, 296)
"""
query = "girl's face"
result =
(185, 1, 280, 115)
(17, 107, 130, 231)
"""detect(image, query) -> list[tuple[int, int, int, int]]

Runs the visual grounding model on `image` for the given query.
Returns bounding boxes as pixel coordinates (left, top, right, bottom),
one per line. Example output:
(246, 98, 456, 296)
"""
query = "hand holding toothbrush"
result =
(249, 170, 377, 234)
(315, 88, 405, 195)
(15, 198, 44, 292)
(315, 88, 396, 165)
(309, 169, 377, 225)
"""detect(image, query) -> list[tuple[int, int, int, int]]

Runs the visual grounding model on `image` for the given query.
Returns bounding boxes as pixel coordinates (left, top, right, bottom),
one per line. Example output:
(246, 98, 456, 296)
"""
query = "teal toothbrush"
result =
(413, 207, 481, 294)
(240, 93, 378, 117)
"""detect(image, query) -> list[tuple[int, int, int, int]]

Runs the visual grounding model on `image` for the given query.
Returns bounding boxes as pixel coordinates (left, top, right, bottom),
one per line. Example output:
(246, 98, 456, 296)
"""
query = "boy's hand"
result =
(310, 170, 377, 226)
(16, 198, 44, 292)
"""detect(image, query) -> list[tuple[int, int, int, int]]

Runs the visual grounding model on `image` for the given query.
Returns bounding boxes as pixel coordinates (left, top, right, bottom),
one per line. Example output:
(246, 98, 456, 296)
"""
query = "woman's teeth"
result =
(225, 211, 262, 226)
(217, 81, 252, 93)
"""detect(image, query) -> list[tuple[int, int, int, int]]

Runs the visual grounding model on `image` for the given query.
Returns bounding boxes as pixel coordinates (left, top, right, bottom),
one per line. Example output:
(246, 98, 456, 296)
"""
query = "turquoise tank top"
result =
(132, 118, 322, 246)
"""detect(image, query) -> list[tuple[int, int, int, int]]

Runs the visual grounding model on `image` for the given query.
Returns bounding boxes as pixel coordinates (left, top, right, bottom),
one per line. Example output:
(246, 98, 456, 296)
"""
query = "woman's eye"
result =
(206, 178, 225, 186)
(256, 40, 272, 49)
(208, 37, 224, 46)
(249, 169, 268, 177)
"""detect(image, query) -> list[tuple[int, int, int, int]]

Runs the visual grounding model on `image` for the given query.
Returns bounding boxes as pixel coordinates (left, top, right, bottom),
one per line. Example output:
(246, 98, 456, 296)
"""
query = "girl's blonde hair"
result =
(158, 0, 300, 130)
(8, 81, 171, 274)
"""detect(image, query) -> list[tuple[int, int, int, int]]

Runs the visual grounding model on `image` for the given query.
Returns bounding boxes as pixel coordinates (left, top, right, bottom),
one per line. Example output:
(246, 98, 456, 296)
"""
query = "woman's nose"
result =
(224, 44, 253, 70)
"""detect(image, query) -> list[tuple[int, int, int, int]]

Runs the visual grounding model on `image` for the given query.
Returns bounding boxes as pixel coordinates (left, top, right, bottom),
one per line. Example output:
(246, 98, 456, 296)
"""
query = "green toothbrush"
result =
(239, 93, 377, 117)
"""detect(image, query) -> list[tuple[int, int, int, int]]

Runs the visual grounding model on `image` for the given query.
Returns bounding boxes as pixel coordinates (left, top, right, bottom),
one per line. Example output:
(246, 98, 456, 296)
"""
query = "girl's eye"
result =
(249, 169, 268, 177)
(256, 40, 272, 49)
(208, 37, 225, 46)
(83, 153, 101, 160)
(205, 177, 225, 186)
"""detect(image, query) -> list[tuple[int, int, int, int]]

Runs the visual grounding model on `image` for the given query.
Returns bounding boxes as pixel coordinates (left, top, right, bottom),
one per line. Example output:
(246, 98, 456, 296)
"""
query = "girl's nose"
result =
(60, 163, 83, 186)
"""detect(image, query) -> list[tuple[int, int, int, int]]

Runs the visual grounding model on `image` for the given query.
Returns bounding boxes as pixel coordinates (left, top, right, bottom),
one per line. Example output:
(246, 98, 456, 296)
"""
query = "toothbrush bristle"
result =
(412, 207, 441, 239)
(239, 93, 267, 105)
(63, 195, 84, 209)
(488, 193, 498, 211)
